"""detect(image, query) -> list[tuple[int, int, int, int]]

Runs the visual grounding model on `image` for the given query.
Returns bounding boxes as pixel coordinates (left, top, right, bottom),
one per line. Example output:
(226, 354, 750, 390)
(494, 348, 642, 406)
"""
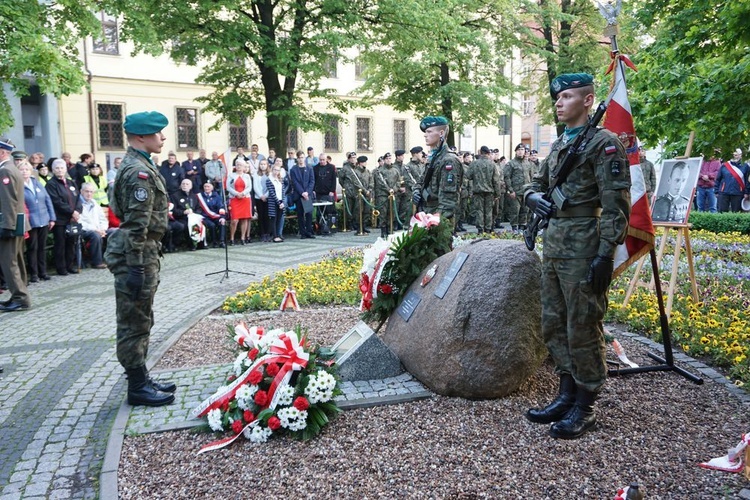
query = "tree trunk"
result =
(439, 62, 456, 148)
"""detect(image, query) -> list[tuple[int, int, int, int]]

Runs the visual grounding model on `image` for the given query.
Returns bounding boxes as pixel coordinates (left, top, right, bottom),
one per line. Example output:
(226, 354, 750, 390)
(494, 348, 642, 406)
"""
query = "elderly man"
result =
(79, 182, 110, 269)
(0, 137, 31, 312)
(104, 111, 175, 407)
(196, 182, 227, 247)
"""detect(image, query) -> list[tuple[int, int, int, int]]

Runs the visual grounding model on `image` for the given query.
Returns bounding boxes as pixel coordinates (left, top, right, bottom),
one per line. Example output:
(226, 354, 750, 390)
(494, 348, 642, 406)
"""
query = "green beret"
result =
(12, 150, 28, 160)
(419, 116, 449, 132)
(123, 111, 169, 135)
(550, 73, 594, 99)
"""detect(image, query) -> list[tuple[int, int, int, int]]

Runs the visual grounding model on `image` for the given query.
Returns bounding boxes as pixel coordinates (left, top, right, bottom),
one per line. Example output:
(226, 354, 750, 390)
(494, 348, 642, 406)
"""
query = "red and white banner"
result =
(604, 53, 656, 278)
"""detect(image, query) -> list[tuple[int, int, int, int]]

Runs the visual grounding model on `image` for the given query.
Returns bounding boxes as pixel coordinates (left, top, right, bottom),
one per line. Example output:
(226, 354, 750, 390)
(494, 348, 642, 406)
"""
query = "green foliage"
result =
(0, 0, 100, 132)
(104, 0, 366, 151)
(626, 1, 750, 155)
(355, 0, 517, 144)
(688, 211, 750, 235)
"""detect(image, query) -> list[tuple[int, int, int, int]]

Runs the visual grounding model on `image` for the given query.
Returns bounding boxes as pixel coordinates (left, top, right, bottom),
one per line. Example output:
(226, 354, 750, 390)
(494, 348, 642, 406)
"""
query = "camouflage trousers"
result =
(504, 194, 521, 226)
(106, 239, 162, 370)
(472, 192, 495, 230)
(397, 191, 412, 228)
(457, 192, 469, 223)
(541, 257, 608, 392)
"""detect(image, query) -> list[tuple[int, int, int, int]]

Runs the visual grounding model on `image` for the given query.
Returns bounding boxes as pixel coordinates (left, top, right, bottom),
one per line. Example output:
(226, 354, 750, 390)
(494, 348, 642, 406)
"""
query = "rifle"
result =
(523, 83, 619, 251)
(416, 138, 446, 212)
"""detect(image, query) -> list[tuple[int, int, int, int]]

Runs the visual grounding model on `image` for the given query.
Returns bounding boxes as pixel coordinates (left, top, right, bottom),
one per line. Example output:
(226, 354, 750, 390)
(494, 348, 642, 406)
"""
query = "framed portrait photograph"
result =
(651, 157, 702, 225)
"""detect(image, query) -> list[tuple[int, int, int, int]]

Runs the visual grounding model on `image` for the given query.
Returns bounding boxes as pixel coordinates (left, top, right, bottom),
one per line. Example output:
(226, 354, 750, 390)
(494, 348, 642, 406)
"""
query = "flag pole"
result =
(597, 1, 701, 383)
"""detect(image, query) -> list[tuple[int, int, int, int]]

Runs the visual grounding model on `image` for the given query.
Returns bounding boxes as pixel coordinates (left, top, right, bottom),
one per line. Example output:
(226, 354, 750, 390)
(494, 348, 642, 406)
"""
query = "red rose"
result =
(227, 374, 237, 382)
(248, 369, 263, 385)
(257, 326, 265, 336)
(254, 390, 268, 406)
(248, 348, 259, 361)
(378, 283, 393, 294)
(293, 396, 310, 411)
(243, 410, 255, 423)
(231, 419, 244, 434)
(267, 416, 281, 431)
(266, 363, 280, 377)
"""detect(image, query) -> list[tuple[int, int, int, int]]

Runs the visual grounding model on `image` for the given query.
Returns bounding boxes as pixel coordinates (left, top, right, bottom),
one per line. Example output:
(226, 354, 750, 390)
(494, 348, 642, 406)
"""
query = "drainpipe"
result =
(83, 40, 96, 155)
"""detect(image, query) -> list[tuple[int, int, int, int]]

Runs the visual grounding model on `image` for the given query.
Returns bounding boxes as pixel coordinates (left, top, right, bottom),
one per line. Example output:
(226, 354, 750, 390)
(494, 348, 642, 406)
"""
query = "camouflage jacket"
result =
(373, 165, 401, 199)
(400, 160, 423, 191)
(505, 157, 531, 195)
(523, 128, 631, 259)
(467, 156, 503, 195)
(420, 145, 462, 219)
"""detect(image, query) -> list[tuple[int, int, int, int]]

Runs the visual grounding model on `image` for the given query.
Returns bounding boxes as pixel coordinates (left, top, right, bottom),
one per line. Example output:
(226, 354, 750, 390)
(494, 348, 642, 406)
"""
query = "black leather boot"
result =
(549, 386, 598, 439)
(526, 373, 576, 424)
(149, 376, 177, 393)
(126, 366, 175, 407)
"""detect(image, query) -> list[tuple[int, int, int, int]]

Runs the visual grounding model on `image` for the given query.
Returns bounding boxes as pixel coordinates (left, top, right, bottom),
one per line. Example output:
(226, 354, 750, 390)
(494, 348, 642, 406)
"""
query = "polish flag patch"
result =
(138, 171, 149, 179)
(2, 177, 9, 185)
(604, 145, 617, 155)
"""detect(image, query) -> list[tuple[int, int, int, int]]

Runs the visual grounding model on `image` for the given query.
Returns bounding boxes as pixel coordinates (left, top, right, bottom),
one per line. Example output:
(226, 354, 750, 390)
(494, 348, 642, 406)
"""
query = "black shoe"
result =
(57, 270, 68, 276)
(67, 268, 79, 274)
(29, 276, 39, 283)
(363, 228, 371, 234)
(0, 301, 30, 312)
(126, 366, 175, 407)
(218, 242, 225, 248)
(40, 275, 51, 281)
(229, 240, 234, 246)
(549, 387, 598, 439)
(149, 377, 177, 393)
(308, 234, 316, 239)
(526, 374, 576, 424)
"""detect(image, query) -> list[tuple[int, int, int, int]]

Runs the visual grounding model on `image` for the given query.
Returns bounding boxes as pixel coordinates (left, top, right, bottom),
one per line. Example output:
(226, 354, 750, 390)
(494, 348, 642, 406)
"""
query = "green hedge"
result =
(688, 211, 750, 234)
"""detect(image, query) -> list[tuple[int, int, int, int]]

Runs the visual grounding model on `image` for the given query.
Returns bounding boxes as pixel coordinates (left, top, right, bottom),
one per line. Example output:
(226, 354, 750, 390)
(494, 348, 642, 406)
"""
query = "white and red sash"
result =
(725, 162, 746, 192)
(197, 192, 220, 220)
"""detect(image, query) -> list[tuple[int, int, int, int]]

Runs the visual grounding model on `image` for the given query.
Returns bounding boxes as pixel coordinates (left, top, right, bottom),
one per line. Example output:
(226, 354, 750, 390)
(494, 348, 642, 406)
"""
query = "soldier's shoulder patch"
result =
(604, 145, 617, 155)
(611, 160, 622, 177)
(138, 171, 149, 180)
(445, 164, 453, 171)
(134, 187, 148, 202)
(2, 177, 8, 185)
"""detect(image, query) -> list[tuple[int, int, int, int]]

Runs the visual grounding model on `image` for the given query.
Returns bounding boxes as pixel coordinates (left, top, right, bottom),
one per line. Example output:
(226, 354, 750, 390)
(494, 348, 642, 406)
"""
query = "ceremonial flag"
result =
(604, 54, 656, 278)
(217, 148, 232, 189)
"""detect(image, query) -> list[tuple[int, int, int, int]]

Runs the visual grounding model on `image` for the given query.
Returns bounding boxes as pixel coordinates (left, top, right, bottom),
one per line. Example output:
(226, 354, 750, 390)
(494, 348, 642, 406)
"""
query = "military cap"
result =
(0, 137, 15, 151)
(419, 115, 449, 132)
(357, 155, 368, 163)
(347, 151, 357, 158)
(123, 111, 169, 135)
(550, 73, 594, 99)
(12, 150, 28, 160)
(492, 148, 499, 153)
(383, 152, 391, 159)
(530, 149, 538, 154)
(307, 146, 314, 151)
(410, 146, 423, 154)
(395, 149, 406, 156)
(479, 145, 491, 154)
(515, 143, 526, 151)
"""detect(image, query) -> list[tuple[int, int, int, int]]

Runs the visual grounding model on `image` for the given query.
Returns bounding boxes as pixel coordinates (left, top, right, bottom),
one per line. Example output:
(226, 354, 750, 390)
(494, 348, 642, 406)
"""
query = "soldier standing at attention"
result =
(393, 150, 410, 229)
(638, 146, 656, 202)
(401, 147, 424, 223)
(466, 146, 503, 234)
(356, 156, 374, 232)
(413, 116, 462, 226)
(523, 74, 630, 439)
(105, 111, 176, 407)
(373, 152, 401, 237)
(504, 144, 530, 232)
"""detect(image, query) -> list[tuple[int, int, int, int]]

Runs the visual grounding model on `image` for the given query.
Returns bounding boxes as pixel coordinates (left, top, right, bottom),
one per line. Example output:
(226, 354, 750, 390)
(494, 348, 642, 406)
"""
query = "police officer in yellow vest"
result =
(104, 111, 175, 407)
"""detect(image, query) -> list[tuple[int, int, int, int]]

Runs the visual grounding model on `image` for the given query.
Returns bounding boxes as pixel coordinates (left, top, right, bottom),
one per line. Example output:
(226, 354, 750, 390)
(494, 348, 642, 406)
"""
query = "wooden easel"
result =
(623, 132, 699, 319)
(623, 223, 698, 318)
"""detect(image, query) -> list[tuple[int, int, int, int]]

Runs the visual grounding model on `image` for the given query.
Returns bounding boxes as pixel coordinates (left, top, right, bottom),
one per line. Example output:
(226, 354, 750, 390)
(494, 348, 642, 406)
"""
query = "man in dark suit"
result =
(289, 155, 315, 238)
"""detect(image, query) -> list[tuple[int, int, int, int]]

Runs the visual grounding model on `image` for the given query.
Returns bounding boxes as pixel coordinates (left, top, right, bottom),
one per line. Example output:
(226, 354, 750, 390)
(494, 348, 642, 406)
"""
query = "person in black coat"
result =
(46, 159, 83, 275)
(159, 152, 186, 197)
(69, 153, 92, 190)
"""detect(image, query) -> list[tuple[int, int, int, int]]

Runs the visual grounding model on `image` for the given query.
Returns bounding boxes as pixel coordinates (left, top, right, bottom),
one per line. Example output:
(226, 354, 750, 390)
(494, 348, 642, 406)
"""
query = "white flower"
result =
(207, 409, 223, 432)
(233, 352, 249, 376)
(213, 385, 230, 398)
(245, 425, 273, 443)
(277, 407, 308, 431)
(276, 384, 295, 406)
(235, 384, 259, 410)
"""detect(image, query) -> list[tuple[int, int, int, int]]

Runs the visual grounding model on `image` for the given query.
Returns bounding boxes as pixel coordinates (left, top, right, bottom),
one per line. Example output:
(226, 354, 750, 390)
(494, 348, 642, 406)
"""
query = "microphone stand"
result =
(206, 162, 254, 283)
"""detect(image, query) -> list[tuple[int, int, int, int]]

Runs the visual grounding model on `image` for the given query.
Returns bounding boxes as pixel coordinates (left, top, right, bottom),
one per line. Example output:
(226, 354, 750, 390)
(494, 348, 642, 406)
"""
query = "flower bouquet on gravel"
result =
(359, 212, 453, 327)
(191, 323, 341, 453)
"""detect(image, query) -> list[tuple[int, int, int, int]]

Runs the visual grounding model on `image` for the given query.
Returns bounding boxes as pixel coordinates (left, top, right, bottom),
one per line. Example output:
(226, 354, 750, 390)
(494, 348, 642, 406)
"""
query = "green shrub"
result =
(688, 211, 750, 234)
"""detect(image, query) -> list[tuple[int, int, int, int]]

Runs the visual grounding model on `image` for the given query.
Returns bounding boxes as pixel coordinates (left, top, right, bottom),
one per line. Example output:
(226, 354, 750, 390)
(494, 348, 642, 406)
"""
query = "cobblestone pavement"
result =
(0, 231, 377, 500)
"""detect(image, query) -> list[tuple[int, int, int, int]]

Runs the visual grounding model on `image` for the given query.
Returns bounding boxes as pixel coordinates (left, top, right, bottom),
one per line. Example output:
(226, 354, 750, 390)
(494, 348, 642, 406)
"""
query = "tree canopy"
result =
(626, 0, 750, 157)
(0, 0, 100, 133)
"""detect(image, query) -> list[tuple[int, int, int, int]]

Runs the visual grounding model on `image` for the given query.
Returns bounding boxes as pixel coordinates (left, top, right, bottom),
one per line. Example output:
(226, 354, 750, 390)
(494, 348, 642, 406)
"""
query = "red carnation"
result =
(254, 390, 269, 407)
(231, 419, 244, 434)
(267, 416, 281, 431)
(266, 363, 280, 377)
(237, 336, 246, 347)
(248, 369, 263, 385)
(293, 396, 310, 411)
(227, 374, 237, 382)
(378, 283, 393, 294)
(248, 348, 259, 361)
(243, 410, 255, 423)
(257, 326, 265, 336)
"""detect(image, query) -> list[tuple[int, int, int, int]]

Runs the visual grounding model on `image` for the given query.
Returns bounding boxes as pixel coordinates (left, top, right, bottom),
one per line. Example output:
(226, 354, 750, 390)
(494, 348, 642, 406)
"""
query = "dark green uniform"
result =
(373, 163, 401, 232)
(467, 155, 503, 231)
(394, 159, 410, 228)
(358, 165, 374, 228)
(400, 159, 423, 223)
(504, 156, 530, 228)
(523, 128, 630, 392)
(420, 146, 462, 221)
(105, 146, 169, 369)
(639, 159, 656, 200)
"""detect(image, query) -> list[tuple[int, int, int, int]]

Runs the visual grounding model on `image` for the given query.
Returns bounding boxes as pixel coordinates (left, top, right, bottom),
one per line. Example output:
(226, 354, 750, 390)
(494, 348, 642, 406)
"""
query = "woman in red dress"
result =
(227, 160, 253, 244)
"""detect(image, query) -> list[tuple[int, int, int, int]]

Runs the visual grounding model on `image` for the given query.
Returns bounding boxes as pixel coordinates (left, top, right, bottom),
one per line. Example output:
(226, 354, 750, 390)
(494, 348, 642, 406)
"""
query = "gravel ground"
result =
(122, 308, 750, 498)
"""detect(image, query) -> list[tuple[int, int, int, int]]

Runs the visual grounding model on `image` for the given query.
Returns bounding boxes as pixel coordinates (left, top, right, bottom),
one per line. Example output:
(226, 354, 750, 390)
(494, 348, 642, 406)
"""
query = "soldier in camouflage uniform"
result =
(104, 111, 175, 407)
(337, 153, 370, 233)
(523, 74, 630, 439)
(504, 144, 531, 231)
(413, 116, 462, 225)
(400, 147, 424, 224)
(456, 152, 473, 231)
(357, 157, 374, 231)
(373, 152, 402, 236)
(467, 146, 503, 233)
(493, 154, 506, 228)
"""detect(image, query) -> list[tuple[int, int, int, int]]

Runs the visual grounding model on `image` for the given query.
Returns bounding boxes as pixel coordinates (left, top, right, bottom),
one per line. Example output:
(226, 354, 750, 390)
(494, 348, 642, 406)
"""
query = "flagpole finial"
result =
(597, 0, 622, 37)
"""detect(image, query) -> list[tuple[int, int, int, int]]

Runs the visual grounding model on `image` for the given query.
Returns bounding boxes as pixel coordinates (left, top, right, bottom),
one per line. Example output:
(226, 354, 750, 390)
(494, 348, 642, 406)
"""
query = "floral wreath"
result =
(359, 212, 453, 327)
(192, 323, 341, 453)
